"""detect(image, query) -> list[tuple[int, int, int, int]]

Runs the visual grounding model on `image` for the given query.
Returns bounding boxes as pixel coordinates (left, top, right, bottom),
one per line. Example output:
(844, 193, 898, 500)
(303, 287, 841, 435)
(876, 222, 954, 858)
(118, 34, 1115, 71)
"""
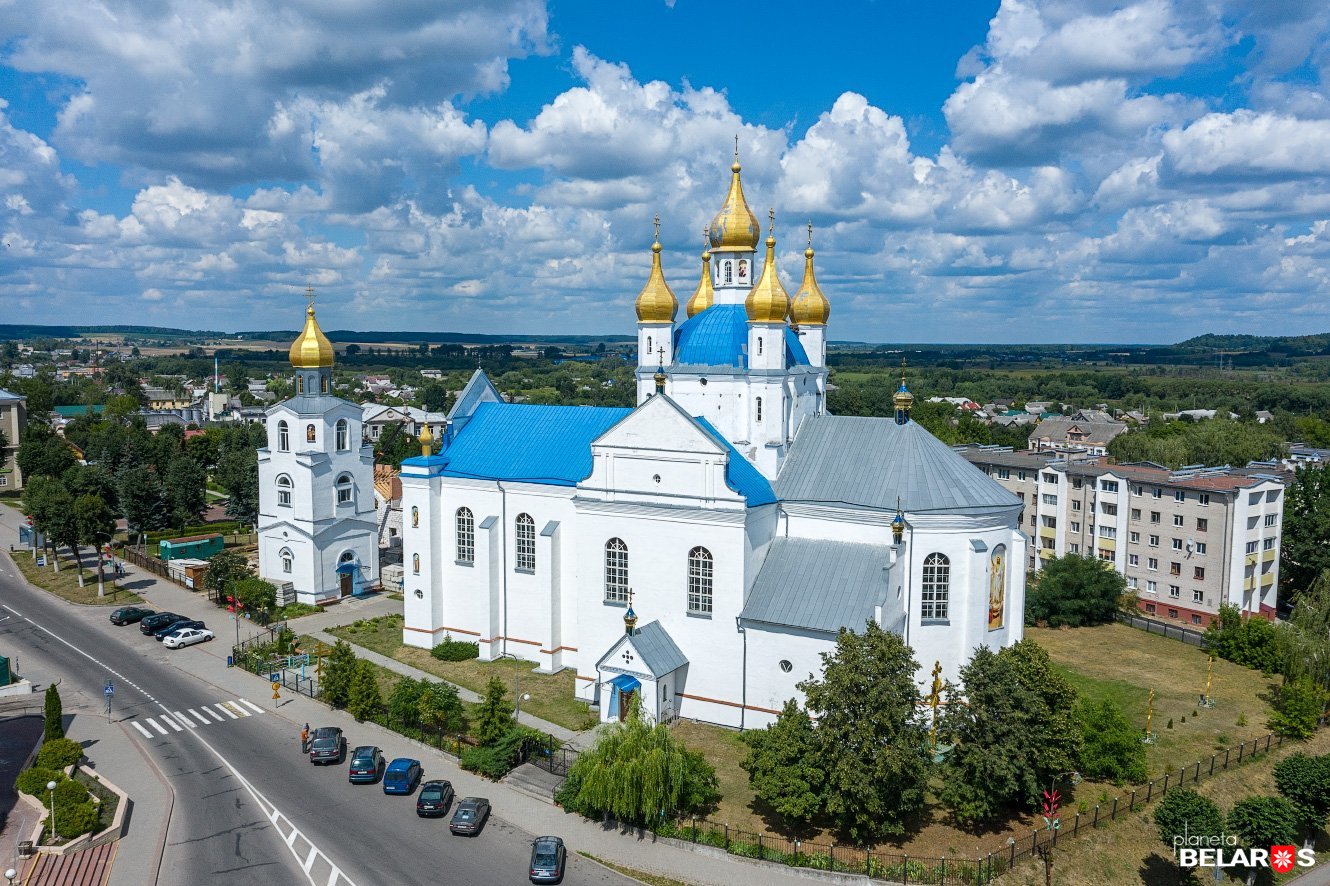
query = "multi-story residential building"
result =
(963, 446, 1283, 627)
(0, 388, 26, 491)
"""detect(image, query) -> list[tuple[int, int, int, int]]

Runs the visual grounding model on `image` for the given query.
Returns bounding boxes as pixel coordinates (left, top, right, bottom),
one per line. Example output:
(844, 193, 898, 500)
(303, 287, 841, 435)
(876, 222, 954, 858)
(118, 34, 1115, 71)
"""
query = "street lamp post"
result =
(6, 867, 18, 885)
(46, 780, 57, 844)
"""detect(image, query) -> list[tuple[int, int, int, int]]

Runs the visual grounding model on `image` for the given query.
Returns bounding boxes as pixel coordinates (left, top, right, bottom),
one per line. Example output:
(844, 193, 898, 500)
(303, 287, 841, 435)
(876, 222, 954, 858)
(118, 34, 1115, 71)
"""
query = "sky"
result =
(1, 1, 1330, 343)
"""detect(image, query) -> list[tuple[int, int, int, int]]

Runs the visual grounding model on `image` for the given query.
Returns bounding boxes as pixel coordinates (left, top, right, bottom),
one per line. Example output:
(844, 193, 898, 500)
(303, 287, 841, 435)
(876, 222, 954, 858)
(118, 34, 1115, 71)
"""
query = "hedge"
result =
(16, 767, 63, 798)
(431, 634, 479, 662)
(36, 738, 85, 770)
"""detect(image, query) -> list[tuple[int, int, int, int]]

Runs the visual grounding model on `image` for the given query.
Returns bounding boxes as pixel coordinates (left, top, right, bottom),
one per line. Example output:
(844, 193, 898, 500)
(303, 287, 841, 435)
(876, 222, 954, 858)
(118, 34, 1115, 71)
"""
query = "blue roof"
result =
(673, 304, 809, 368)
(693, 415, 777, 506)
(414, 402, 632, 486)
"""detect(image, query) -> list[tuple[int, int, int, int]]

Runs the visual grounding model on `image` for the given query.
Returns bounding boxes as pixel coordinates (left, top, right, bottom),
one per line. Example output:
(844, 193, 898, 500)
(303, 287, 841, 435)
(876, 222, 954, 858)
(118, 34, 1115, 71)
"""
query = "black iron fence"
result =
(1116, 611, 1208, 647)
(519, 734, 578, 777)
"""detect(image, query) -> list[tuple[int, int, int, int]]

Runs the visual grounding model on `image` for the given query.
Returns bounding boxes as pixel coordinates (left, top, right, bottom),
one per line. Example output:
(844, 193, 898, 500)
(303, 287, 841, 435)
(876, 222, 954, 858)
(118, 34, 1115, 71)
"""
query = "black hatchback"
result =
(140, 612, 185, 635)
(529, 836, 566, 884)
(155, 619, 205, 641)
(110, 606, 153, 625)
(415, 779, 454, 817)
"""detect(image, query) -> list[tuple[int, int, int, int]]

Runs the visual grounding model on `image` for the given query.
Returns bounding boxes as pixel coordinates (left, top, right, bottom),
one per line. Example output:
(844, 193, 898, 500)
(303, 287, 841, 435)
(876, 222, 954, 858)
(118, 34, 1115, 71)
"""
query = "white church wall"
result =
(742, 623, 835, 729)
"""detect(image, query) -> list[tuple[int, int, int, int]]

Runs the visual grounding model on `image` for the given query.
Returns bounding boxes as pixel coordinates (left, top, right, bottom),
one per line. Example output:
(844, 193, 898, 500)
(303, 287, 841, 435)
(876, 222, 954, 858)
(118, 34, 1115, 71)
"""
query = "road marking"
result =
(186, 708, 211, 725)
(131, 722, 153, 738)
(223, 701, 251, 717)
(215, 703, 239, 719)
(200, 707, 225, 723)
(0, 604, 157, 703)
(146, 718, 168, 736)
(172, 711, 197, 729)
(239, 698, 264, 714)
(302, 845, 319, 874)
(159, 714, 183, 732)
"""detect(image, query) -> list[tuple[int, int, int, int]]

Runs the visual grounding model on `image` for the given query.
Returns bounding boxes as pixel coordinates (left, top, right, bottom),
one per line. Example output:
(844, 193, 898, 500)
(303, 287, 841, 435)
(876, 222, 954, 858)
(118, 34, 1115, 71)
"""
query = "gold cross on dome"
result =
(628, 588, 635, 609)
(305, 284, 316, 310)
(768, 208, 775, 233)
(734, 133, 739, 161)
(653, 214, 660, 241)
(807, 220, 813, 248)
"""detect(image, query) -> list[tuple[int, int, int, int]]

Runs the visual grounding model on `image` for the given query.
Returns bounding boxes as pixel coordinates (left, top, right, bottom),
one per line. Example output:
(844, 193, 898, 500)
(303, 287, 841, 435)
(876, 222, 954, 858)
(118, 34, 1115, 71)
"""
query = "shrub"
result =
(51, 802, 99, 839)
(16, 767, 63, 798)
(1024, 554, 1126, 627)
(53, 779, 89, 807)
(459, 745, 511, 780)
(43, 684, 63, 742)
(1269, 678, 1330, 740)
(1204, 605, 1282, 673)
(36, 738, 85, 771)
(430, 634, 480, 662)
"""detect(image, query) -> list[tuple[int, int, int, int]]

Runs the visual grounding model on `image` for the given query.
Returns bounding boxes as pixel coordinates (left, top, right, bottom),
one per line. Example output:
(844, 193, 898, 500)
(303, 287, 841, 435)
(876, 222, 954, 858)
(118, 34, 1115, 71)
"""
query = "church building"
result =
(257, 301, 380, 603)
(399, 150, 1026, 729)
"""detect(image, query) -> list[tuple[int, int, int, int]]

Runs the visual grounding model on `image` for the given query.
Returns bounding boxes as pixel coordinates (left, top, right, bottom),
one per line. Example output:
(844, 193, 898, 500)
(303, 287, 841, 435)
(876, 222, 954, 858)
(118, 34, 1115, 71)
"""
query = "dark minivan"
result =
(140, 612, 185, 635)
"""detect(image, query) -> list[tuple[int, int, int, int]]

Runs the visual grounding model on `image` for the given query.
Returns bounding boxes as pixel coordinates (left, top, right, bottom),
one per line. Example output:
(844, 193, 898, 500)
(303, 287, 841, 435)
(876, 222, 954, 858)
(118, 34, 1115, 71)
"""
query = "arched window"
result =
(280, 547, 293, 574)
(412, 553, 420, 574)
(605, 538, 629, 602)
(321, 375, 329, 394)
(755, 397, 763, 422)
(647, 335, 653, 355)
(336, 419, 349, 451)
(411, 506, 419, 528)
(921, 553, 950, 621)
(339, 551, 355, 565)
(297, 375, 304, 393)
(515, 513, 536, 571)
(724, 261, 733, 284)
(277, 420, 289, 452)
(306, 423, 317, 443)
(276, 474, 293, 507)
(336, 474, 353, 505)
(688, 547, 713, 615)
(758, 336, 764, 355)
(456, 507, 474, 563)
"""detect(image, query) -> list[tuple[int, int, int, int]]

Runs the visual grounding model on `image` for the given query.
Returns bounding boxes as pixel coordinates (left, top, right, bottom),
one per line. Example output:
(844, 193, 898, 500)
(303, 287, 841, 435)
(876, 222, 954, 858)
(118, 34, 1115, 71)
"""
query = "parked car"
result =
(529, 836, 566, 884)
(162, 628, 214, 649)
(382, 758, 422, 795)
(308, 727, 345, 765)
(449, 797, 490, 836)
(139, 612, 185, 635)
(347, 746, 386, 784)
(110, 606, 154, 625)
(154, 619, 205, 641)
(415, 779, 454, 817)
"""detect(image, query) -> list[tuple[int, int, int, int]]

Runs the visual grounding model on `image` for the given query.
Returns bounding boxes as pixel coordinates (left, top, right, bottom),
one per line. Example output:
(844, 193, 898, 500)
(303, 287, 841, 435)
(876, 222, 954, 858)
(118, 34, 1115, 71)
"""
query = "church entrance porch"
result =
(594, 620, 687, 725)
(606, 674, 639, 721)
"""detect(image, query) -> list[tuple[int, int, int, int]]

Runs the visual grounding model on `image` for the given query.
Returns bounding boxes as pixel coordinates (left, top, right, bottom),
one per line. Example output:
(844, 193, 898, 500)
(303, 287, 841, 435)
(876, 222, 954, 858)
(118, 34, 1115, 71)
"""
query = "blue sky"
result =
(1, 0, 1330, 342)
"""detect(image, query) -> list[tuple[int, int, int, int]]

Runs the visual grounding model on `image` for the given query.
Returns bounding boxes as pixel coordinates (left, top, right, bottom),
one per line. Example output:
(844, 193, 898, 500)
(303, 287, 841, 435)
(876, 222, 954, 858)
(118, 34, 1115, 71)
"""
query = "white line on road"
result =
(200, 707, 225, 722)
(131, 722, 153, 738)
(185, 709, 209, 726)
(146, 718, 168, 736)
(0, 604, 157, 703)
(302, 845, 319, 874)
(159, 714, 183, 732)
(215, 703, 239, 719)
(239, 698, 264, 714)
(224, 700, 251, 717)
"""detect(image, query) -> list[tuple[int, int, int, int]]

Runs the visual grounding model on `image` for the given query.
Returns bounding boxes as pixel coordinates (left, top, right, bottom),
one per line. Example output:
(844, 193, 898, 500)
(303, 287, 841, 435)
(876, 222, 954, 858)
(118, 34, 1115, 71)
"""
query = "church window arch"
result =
(413, 553, 420, 574)
(724, 261, 732, 284)
(411, 506, 419, 528)
(335, 419, 349, 451)
(321, 375, 329, 394)
(456, 507, 474, 563)
(755, 397, 763, 422)
(277, 420, 289, 452)
(336, 474, 353, 506)
(605, 538, 629, 603)
(758, 337, 763, 356)
(306, 423, 317, 443)
(647, 335, 653, 355)
(515, 513, 536, 571)
(280, 547, 293, 574)
(276, 474, 293, 507)
(921, 553, 950, 621)
(687, 547, 713, 615)
(297, 375, 304, 394)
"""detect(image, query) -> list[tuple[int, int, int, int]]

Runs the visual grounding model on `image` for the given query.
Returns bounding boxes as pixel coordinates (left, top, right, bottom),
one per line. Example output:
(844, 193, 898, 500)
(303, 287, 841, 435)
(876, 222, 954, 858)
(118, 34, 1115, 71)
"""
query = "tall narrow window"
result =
(515, 513, 536, 571)
(411, 506, 419, 528)
(413, 553, 420, 574)
(456, 507, 474, 563)
(297, 375, 304, 393)
(724, 261, 732, 283)
(277, 420, 289, 452)
(306, 423, 316, 443)
(605, 538, 629, 602)
(921, 553, 950, 621)
(687, 547, 713, 615)
(276, 474, 292, 507)
(758, 337, 764, 355)
(755, 397, 763, 422)
(335, 419, 349, 451)
(336, 474, 353, 505)
(321, 375, 329, 393)
(647, 335, 653, 354)
(280, 548, 292, 574)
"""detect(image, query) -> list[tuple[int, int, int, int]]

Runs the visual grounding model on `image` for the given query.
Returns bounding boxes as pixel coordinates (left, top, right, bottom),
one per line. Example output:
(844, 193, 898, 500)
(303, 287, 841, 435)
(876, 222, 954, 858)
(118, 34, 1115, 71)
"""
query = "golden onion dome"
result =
(708, 145, 761, 253)
(894, 365, 915, 419)
(634, 218, 678, 324)
(790, 225, 830, 327)
(686, 230, 715, 318)
(418, 422, 434, 458)
(745, 213, 790, 324)
(289, 303, 335, 369)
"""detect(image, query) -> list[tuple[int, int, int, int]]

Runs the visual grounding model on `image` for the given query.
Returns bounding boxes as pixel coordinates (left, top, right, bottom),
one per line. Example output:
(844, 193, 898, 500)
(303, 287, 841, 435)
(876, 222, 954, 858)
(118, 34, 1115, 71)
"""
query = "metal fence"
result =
(520, 735, 578, 777)
(1116, 612, 1208, 647)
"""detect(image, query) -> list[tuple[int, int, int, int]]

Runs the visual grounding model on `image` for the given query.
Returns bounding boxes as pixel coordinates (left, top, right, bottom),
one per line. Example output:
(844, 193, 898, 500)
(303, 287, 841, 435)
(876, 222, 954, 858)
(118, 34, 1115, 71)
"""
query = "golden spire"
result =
(634, 215, 678, 324)
(418, 422, 434, 458)
(745, 209, 789, 324)
(686, 226, 715, 318)
(708, 138, 761, 252)
(893, 356, 915, 424)
(790, 221, 831, 327)
(289, 286, 335, 370)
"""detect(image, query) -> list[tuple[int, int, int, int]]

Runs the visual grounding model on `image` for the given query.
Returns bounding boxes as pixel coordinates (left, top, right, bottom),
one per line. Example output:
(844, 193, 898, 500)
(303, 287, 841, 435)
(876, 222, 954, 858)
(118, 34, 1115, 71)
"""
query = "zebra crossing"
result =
(130, 698, 266, 738)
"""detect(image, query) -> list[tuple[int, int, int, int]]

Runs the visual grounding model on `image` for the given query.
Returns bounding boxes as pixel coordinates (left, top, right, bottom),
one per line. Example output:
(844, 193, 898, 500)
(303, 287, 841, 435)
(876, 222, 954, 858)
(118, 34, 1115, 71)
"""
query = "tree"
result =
(1025, 554, 1127, 627)
(939, 641, 1082, 824)
(16, 424, 75, 481)
(474, 676, 512, 747)
(799, 621, 933, 844)
(1228, 796, 1301, 885)
(1076, 699, 1147, 784)
(419, 381, 451, 412)
(1274, 752, 1330, 849)
(43, 683, 64, 741)
(232, 577, 277, 616)
(321, 641, 357, 709)
(1204, 604, 1282, 673)
(346, 659, 382, 722)
(556, 698, 719, 825)
(387, 677, 424, 729)
(417, 681, 467, 738)
(740, 699, 824, 830)
(42, 482, 79, 576)
(1154, 789, 1224, 880)
(1268, 677, 1329, 740)
(373, 422, 418, 466)
(73, 494, 117, 596)
(163, 453, 206, 528)
(1280, 570, 1330, 691)
(118, 464, 165, 539)
(1282, 464, 1330, 601)
(214, 448, 259, 524)
(23, 475, 71, 569)
(203, 549, 252, 601)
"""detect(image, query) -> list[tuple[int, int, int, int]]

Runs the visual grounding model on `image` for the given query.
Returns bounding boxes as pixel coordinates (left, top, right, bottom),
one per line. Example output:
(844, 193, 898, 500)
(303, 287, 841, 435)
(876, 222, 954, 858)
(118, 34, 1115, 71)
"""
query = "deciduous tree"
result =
(740, 699, 824, 831)
(1274, 752, 1330, 849)
(320, 641, 357, 709)
(1228, 796, 1300, 885)
(1025, 554, 1126, 627)
(16, 424, 75, 481)
(1154, 790, 1224, 880)
(417, 681, 466, 737)
(73, 494, 117, 596)
(1076, 698, 1147, 784)
(1281, 464, 1330, 600)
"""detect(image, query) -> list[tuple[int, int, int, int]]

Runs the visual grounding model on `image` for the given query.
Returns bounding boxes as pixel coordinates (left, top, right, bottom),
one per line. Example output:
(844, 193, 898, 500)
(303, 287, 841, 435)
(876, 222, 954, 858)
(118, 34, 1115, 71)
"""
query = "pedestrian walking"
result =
(301, 723, 310, 752)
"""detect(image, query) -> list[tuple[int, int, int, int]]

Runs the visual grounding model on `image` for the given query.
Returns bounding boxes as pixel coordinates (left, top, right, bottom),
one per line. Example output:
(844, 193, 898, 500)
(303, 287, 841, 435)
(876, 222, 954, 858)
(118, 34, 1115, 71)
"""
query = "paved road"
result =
(0, 554, 636, 886)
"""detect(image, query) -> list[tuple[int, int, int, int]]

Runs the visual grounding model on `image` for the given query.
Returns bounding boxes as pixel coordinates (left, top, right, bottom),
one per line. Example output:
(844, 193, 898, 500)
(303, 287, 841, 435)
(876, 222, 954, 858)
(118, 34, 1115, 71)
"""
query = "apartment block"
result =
(0, 388, 26, 491)
(961, 446, 1283, 627)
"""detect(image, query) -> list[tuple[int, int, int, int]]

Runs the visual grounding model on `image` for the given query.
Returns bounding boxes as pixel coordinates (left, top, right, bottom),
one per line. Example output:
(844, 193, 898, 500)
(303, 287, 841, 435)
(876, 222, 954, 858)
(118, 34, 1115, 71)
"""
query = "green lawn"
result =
(327, 614, 598, 733)
(10, 549, 142, 606)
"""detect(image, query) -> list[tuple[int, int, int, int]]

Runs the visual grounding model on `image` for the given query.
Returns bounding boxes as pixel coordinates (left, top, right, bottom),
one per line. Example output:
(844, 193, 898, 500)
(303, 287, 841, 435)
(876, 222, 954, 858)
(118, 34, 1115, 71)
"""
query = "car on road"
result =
(110, 606, 154, 625)
(382, 758, 422, 795)
(347, 746, 386, 784)
(528, 836, 566, 884)
(415, 779, 454, 817)
(154, 619, 206, 641)
(308, 727, 345, 765)
(139, 612, 185, 635)
(449, 797, 490, 836)
(162, 627, 214, 649)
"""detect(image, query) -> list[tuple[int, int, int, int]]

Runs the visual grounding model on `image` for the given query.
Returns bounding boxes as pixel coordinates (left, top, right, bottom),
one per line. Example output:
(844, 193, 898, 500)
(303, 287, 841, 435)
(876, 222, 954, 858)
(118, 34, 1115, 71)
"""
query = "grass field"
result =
(327, 614, 599, 733)
(10, 548, 142, 606)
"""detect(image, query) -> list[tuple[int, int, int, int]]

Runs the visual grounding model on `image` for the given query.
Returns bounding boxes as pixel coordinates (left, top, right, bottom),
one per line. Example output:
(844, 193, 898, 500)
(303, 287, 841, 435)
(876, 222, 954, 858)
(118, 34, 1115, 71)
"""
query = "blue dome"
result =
(672, 304, 809, 368)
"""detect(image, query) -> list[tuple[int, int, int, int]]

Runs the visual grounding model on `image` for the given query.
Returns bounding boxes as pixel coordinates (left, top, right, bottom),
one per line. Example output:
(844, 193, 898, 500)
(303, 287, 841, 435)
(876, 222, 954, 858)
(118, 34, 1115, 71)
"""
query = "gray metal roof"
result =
(775, 415, 1021, 515)
(0, 388, 24, 402)
(740, 537, 903, 635)
(597, 621, 688, 678)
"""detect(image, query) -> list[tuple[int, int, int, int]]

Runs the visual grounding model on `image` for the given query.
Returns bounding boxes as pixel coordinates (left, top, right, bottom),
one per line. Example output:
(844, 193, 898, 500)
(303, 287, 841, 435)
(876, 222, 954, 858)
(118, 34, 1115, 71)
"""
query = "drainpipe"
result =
(498, 480, 509, 659)
(904, 519, 915, 649)
(737, 615, 747, 732)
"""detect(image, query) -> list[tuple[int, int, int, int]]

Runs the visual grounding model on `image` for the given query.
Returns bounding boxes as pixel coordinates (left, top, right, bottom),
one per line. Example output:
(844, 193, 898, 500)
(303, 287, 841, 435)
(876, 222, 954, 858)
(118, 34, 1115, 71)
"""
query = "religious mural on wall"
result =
(989, 544, 1006, 630)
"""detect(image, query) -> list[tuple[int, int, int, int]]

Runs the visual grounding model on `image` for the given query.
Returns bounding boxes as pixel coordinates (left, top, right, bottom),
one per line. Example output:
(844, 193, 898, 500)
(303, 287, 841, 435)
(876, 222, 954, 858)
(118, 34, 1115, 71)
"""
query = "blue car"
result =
(382, 758, 422, 795)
